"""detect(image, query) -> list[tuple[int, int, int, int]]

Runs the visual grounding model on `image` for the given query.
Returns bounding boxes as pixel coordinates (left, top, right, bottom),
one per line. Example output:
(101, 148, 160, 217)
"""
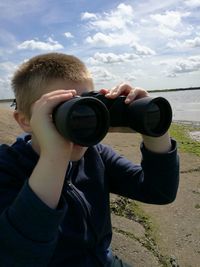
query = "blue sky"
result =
(0, 0, 200, 99)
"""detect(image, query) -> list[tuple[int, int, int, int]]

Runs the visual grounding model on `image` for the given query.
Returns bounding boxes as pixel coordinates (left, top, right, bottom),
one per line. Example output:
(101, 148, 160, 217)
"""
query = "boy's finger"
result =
(99, 88, 109, 95)
(106, 83, 132, 98)
(42, 89, 77, 98)
(32, 91, 75, 114)
(124, 90, 137, 103)
(43, 92, 75, 107)
(125, 88, 149, 104)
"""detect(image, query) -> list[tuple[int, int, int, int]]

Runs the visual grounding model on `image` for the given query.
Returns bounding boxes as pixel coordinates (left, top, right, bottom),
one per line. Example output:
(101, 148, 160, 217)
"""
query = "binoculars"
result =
(53, 91, 172, 146)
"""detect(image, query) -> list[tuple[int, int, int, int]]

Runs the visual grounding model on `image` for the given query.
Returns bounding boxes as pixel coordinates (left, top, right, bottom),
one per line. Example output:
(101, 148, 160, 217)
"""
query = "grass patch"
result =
(195, 204, 200, 210)
(169, 123, 200, 156)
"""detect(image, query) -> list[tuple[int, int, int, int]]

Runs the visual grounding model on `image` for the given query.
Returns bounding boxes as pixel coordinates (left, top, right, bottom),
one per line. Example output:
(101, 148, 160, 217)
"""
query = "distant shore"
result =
(149, 86, 200, 93)
(0, 86, 200, 102)
(174, 120, 200, 127)
(0, 99, 13, 103)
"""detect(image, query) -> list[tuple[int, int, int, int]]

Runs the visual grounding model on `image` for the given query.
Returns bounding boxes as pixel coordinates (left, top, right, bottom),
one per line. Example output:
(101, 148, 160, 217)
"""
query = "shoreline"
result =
(179, 121, 200, 142)
(0, 86, 200, 102)
(173, 120, 200, 127)
(149, 86, 200, 93)
(173, 121, 200, 142)
(189, 131, 200, 142)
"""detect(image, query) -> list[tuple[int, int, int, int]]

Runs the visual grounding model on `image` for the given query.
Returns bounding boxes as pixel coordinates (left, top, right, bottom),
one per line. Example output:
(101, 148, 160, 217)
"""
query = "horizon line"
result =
(0, 86, 200, 102)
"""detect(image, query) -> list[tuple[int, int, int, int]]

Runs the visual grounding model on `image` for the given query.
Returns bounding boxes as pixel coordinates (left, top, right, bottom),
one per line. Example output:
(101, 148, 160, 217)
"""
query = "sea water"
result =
(149, 89, 200, 124)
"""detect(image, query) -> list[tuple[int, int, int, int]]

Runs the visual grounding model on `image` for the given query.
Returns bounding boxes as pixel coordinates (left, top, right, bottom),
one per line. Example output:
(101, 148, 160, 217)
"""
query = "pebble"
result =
(189, 131, 200, 142)
(170, 255, 179, 267)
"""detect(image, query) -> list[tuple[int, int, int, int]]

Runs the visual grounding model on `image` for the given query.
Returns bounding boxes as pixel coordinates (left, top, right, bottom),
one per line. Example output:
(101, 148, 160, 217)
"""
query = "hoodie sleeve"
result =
(0, 179, 67, 266)
(98, 139, 179, 204)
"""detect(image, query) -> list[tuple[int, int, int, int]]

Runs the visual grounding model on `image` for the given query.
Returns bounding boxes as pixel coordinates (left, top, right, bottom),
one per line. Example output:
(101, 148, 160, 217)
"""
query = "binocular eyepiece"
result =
(53, 91, 172, 146)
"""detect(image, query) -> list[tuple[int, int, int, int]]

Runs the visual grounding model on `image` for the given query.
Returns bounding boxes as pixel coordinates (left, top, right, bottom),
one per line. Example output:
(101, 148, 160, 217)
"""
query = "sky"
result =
(0, 0, 200, 99)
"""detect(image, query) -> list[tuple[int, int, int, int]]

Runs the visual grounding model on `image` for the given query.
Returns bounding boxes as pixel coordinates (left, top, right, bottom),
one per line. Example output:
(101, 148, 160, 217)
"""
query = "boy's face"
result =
(34, 79, 94, 161)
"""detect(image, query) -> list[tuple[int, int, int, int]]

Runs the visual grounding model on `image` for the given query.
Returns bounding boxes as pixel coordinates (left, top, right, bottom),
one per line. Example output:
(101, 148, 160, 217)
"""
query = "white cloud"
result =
(86, 33, 116, 46)
(64, 32, 74, 38)
(83, 3, 138, 48)
(81, 12, 97, 20)
(85, 31, 138, 47)
(150, 11, 190, 37)
(157, 25, 178, 37)
(86, 46, 155, 65)
(164, 56, 200, 77)
(123, 74, 137, 82)
(184, 36, 200, 47)
(167, 36, 200, 49)
(166, 40, 182, 49)
(151, 11, 187, 28)
(18, 37, 63, 51)
(89, 66, 115, 82)
(131, 42, 156, 56)
(84, 3, 134, 31)
(184, 0, 200, 7)
(87, 52, 139, 65)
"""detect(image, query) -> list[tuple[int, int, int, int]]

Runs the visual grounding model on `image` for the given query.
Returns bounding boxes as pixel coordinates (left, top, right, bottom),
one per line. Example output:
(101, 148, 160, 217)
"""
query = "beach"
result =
(0, 107, 200, 266)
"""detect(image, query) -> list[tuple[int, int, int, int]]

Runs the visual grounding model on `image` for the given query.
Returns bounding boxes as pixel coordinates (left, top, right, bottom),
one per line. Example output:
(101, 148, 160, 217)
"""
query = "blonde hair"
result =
(11, 53, 93, 117)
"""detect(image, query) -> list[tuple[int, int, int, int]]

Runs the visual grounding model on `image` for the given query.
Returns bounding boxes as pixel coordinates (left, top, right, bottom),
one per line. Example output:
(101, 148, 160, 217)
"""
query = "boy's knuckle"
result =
(41, 94, 53, 104)
(41, 94, 49, 101)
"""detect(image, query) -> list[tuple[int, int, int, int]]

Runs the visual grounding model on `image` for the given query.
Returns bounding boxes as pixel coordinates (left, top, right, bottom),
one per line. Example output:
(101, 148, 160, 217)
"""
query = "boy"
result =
(0, 53, 179, 267)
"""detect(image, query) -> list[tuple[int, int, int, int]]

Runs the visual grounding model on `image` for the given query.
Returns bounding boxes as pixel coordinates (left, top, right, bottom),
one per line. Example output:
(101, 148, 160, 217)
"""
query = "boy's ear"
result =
(13, 110, 32, 133)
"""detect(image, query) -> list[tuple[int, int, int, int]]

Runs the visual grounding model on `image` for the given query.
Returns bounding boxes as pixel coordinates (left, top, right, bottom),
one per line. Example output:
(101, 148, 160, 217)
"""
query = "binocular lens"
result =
(53, 97, 110, 146)
(144, 98, 172, 136)
(69, 104, 97, 138)
(127, 96, 172, 136)
(145, 103, 161, 132)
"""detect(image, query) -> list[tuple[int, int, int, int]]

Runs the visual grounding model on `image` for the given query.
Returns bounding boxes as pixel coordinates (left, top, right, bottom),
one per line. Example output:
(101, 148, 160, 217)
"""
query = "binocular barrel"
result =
(53, 93, 172, 146)
(53, 97, 109, 146)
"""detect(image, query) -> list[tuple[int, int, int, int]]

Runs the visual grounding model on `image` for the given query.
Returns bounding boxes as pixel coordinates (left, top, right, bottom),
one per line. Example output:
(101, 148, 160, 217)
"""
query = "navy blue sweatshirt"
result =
(0, 135, 179, 266)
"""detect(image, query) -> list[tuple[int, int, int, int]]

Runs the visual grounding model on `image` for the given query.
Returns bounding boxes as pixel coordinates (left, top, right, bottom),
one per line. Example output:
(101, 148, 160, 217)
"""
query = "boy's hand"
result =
(30, 89, 77, 157)
(99, 83, 149, 103)
(29, 89, 79, 209)
(99, 83, 149, 133)
(100, 83, 172, 153)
